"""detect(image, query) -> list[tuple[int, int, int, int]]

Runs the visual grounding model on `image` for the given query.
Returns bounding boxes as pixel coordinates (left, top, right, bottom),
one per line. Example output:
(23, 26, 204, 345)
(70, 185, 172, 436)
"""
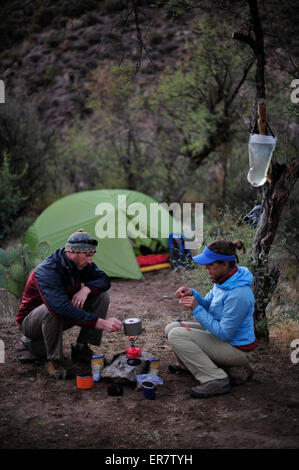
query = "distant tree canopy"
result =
(151, 16, 255, 165)
(54, 14, 257, 206)
(0, 0, 297, 256)
(0, 88, 55, 215)
(0, 152, 27, 239)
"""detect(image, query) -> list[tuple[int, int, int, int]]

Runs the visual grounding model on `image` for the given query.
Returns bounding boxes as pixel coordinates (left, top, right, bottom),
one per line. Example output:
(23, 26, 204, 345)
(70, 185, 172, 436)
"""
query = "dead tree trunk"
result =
(233, 0, 299, 340)
(252, 158, 299, 337)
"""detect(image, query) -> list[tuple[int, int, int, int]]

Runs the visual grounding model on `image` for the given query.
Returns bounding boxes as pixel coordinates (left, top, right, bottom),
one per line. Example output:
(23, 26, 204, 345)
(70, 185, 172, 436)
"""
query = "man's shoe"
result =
(14, 341, 40, 363)
(44, 360, 73, 380)
(189, 377, 231, 398)
(20, 336, 47, 359)
(71, 343, 94, 364)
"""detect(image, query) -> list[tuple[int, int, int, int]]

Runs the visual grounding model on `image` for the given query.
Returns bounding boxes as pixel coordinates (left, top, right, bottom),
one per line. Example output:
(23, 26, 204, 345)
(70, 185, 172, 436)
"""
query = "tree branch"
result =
(232, 31, 256, 52)
(227, 57, 255, 108)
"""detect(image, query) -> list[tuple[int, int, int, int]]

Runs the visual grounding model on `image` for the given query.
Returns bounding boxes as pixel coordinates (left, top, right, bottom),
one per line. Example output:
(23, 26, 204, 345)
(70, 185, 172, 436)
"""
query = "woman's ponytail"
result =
(234, 240, 246, 254)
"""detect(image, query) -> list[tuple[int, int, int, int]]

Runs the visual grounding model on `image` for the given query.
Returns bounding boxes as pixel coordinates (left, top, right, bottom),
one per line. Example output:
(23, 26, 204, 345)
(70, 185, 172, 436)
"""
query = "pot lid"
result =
(123, 317, 141, 324)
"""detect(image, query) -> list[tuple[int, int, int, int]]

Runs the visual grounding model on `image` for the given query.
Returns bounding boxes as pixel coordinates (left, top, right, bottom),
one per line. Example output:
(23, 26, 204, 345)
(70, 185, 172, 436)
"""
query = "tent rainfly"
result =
(24, 189, 182, 279)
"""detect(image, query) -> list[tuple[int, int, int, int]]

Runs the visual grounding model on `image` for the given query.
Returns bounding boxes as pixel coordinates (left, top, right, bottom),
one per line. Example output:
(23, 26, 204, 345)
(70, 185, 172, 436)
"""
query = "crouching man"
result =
(165, 239, 256, 398)
(16, 229, 122, 379)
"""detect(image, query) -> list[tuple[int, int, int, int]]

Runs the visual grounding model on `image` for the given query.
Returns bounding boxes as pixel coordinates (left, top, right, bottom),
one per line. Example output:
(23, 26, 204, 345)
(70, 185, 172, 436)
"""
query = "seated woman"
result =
(165, 239, 256, 398)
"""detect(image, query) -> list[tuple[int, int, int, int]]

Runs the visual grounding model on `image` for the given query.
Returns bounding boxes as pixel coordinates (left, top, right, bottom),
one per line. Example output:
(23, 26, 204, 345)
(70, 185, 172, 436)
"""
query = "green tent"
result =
(24, 189, 182, 279)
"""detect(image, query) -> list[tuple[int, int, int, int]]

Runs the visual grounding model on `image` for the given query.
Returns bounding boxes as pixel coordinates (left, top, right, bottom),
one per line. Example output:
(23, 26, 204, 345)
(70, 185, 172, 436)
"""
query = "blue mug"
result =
(142, 381, 157, 400)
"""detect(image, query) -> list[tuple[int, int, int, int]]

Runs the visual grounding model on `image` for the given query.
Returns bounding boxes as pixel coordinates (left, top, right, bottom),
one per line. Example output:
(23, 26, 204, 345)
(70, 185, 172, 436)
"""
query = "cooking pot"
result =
(123, 317, 142, 336)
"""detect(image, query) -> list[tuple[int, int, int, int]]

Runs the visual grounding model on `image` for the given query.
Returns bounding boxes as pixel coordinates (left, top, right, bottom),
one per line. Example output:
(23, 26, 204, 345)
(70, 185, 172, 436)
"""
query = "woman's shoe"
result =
(189, 377, 231, 398)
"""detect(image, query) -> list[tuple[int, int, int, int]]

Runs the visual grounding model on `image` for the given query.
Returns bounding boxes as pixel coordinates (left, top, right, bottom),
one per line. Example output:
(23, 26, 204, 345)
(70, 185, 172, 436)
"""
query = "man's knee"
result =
(100, 291, 110, 304)
(98, 291, 110, 311)
(87, 291, 110, 318)
(22, 304, 57, 336)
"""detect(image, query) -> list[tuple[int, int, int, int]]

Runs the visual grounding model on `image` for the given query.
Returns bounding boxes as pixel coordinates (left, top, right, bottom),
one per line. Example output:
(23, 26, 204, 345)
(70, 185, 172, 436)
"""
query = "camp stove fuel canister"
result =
(125, 346, 142, 359)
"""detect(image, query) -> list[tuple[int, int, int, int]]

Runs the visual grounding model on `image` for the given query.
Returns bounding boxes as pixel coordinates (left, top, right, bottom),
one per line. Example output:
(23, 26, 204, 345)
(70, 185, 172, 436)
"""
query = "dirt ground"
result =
(0, 269, 299, 451)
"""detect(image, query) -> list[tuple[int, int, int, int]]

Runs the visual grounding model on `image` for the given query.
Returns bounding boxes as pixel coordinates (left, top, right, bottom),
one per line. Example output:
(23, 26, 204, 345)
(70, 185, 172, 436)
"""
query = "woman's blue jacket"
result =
(192, 266, 255, 346)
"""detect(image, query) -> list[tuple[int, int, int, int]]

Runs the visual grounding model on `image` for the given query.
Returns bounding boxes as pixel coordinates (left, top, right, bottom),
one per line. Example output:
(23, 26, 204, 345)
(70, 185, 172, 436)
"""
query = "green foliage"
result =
(46, 33, 63, 48)
(261, 75, 299, 264)
(55, 14, 256, 205)
(104, 0, 123, 13)
(0, 152, 27, 239)
(267, 291, 299, 328)
(56, 63, 160, 195)
(180, 207, 298, 332)
(182, 207, 255, 296)
(150, 30, 164, 45)
(5, 215, 36, 241)
(0, 0, 101, 53)
(144, 14, 255, 204)
(0, 241, 51, 300)
(166, 0, 195, 18)
(60, 0, 99, 17)
(85, 31, 100, 45)
(0, 88, 56, 221)
(33, 6, 55, 27)
(0, 266, 6, 289)
(0, 248, 9, 269)
(151, 15, 253, 162)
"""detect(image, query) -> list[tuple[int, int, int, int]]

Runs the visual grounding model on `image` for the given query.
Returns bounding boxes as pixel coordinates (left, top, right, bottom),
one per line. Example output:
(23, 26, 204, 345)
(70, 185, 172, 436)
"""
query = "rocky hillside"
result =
(0, 1, 194, 128)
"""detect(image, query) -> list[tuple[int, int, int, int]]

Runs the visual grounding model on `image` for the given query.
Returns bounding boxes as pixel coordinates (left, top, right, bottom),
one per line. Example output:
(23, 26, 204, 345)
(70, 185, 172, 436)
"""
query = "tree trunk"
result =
(233, 0, 299, 340)
(252, 157, 299, 338)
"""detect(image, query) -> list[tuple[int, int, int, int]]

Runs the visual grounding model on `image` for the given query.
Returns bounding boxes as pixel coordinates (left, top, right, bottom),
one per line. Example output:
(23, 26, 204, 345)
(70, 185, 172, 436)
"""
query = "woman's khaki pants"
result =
(165, 321, 250, 384)
(19, 292, 109, 361)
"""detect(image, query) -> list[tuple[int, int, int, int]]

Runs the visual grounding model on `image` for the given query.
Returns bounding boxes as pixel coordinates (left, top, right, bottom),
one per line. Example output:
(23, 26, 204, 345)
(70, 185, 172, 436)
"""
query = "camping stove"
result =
(123, 318, 142, 359)
(126, 340, 142, 359)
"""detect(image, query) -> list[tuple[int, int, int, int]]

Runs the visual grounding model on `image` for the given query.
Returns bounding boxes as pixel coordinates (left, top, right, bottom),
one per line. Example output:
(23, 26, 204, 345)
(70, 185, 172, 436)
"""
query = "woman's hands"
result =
(176, 285, 198, 310)
(179, 296, 198, 310)
(175, 286, 193, 298)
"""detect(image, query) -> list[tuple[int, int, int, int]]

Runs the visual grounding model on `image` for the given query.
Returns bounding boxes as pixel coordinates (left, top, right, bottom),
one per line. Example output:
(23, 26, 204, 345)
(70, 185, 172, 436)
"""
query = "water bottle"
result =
(247, 133, 277, 187)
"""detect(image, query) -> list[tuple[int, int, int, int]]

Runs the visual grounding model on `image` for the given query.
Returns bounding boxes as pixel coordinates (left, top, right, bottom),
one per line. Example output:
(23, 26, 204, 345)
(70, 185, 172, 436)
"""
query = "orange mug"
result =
(76, 374, 94, 390)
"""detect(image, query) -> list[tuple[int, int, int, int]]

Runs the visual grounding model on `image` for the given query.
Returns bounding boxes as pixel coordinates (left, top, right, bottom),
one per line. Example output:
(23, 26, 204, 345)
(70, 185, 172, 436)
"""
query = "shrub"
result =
(46, 33, 63, 48)
(85, 13, 101, 26)
(29, 53, 42, 63)
(60, 0, 98, 18)
(6, 215, 35, 240)
(74, 40, 89, 51)
(0, 241, 51, 300)
(58, 17, 70, 28)
(0, 152, 27, 240)
(33, 7, 55, 27)
(104, 0, 123, 13)
(181, 207, 255, 296)
(0, 87, 56, 224)
(85, 31, 100, 45)
(178, 206, 298, 338)
(150, 30, 164, 45)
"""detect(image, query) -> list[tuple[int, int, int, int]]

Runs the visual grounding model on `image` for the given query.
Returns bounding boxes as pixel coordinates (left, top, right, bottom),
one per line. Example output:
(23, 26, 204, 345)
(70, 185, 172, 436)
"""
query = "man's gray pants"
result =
(19, 292, 109, 361)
